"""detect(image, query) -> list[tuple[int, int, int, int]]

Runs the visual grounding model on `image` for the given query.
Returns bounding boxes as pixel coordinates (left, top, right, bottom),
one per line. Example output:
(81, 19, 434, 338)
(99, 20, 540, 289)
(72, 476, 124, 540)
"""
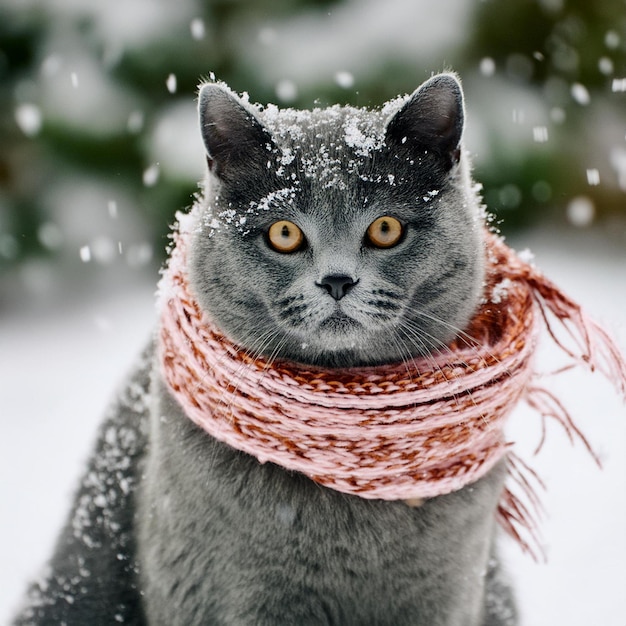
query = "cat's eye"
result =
(366, 216, 404, 249)
(267, 220, 305, 253)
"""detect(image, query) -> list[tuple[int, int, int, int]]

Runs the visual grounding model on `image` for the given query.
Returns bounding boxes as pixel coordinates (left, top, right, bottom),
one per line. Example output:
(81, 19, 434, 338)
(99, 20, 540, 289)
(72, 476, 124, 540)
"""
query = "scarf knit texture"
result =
(158, 216, 626, 558)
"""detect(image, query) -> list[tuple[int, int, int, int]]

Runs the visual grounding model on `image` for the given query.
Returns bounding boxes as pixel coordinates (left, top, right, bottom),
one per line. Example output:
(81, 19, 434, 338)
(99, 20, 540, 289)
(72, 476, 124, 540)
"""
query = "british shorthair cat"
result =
(14, 73, 517, 626)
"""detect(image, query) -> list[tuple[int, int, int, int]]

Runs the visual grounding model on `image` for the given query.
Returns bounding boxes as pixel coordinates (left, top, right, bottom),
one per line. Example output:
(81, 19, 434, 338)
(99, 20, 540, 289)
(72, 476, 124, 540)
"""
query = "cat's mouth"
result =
(318, 311, 362, 333)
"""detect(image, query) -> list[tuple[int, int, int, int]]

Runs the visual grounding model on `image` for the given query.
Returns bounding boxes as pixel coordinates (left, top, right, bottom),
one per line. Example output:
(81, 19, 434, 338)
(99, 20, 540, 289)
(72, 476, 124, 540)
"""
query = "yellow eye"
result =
(267, 220, 304, 253)
(366, 216, 403, 248)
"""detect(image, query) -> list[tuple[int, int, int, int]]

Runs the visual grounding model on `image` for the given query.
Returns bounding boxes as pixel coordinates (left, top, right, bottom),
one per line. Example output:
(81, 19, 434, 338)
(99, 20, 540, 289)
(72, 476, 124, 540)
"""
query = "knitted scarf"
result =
(158, 217, 626, 559)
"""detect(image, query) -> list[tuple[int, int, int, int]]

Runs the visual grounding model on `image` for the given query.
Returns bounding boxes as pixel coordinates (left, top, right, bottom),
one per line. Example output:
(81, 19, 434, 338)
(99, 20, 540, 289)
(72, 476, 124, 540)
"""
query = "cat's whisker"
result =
(395, 320, 449, 381)
(408, 306, 502, 369)
(397, 316, 503, 431)
(230, 324, 284, 373)
(387, 327, 423, 383)
(193, 322, 283, 423)
(394, 320, 476, 429)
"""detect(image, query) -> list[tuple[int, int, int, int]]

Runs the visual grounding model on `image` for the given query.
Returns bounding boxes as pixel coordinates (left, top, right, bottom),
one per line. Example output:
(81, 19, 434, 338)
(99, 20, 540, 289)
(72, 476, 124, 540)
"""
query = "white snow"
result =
(343, 115, 385, 157)
(79, 245, 92, 262)
(566, 196, 596, 227)
(142, 163, 160, 187)
(190, 18, 206, 41)
(148, 101, 205, 182)
(586, 168, 601, 186)
(14, 104, 43, 137)
(599, 57, 614, 75)
(334, 71, 355, 89)
(604, 30, 621, 50)
(503, 227, 626, 626)
(0, 277, 155, 623)
(490, 278, 513, 304)
(479, 57, 496, 77)
(165, 73, 177, 95)
(532, 126, 549, 143)
(571, 82, 591, 106)
(610, 148, 626, 192)
(611, 77, 626, 93)
(275, 79, 299, 103)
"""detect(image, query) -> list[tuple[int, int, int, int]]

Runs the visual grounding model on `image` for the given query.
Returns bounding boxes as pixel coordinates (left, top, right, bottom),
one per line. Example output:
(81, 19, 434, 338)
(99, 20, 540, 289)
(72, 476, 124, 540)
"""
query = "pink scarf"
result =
(158, 215, 626, 558)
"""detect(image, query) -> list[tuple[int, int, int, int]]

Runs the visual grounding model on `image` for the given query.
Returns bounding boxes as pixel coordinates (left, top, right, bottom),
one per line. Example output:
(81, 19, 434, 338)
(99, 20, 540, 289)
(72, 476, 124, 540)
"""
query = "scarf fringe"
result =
(525, 269, 626, 400)
(160, 229, 626, 562)
(496, 249, 626, 560)
(498, 453, 546, 561)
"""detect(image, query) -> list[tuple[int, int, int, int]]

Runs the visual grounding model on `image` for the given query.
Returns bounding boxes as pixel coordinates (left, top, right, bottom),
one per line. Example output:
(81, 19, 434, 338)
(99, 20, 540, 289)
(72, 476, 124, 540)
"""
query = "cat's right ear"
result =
(198, 83, 274, 181)
(385, 73, 465, 170)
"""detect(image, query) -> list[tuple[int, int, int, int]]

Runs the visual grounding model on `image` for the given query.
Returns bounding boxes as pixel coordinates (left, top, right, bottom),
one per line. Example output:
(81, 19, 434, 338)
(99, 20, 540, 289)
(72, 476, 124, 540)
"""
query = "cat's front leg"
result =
(481, 551, 518, 626)
(12, 352, 151, 626)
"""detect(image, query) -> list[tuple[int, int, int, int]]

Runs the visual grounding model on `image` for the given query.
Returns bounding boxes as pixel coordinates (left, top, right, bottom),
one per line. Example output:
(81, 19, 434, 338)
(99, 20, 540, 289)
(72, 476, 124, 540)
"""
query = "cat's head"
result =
(188, 73, 485, 368)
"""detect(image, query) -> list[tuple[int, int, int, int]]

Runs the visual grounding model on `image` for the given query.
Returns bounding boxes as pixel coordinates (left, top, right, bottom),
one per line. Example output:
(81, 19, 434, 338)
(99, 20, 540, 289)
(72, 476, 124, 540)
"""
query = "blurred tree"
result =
(0, 9, 47, 264)
(462, 0, 626, 229)
(0, 0, 343, 279)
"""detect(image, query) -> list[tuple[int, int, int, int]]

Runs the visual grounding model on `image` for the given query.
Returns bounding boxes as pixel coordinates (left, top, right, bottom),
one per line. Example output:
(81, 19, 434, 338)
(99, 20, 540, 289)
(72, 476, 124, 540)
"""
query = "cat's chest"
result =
(136, 380, 502, 624)
(142, 379, 504, 555)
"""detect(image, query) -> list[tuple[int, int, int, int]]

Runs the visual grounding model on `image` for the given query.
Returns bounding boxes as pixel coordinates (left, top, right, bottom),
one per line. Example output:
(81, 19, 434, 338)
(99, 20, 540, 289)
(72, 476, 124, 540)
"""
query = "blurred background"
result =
(1, 0, 625, 305)
(1, 0, 625, 625)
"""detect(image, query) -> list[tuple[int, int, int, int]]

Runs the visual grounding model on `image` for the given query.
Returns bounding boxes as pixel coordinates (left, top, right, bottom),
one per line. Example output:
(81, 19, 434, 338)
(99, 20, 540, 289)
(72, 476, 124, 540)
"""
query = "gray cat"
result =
(14, 73, 517, 625)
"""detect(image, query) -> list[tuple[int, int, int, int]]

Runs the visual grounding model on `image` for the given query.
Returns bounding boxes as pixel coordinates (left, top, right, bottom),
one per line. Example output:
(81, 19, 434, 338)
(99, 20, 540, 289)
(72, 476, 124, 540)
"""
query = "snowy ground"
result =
(1, 227, 625, 625)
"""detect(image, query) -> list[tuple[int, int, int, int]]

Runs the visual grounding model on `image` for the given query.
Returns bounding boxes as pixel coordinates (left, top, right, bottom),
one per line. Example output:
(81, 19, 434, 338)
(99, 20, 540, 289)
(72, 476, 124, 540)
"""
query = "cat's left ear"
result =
(198, 83, 274, 182)
(385, 73, 464, 170)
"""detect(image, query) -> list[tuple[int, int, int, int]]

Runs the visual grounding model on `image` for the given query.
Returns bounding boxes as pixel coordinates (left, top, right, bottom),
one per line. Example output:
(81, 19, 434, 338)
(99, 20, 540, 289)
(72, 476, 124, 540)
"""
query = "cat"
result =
(13, 73, 517, 625)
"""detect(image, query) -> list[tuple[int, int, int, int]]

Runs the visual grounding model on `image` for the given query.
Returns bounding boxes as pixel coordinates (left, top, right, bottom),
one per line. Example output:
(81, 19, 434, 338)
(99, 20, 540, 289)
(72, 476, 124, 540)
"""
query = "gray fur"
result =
(190, 73, 484, 368)
(13, 74, 517, 625)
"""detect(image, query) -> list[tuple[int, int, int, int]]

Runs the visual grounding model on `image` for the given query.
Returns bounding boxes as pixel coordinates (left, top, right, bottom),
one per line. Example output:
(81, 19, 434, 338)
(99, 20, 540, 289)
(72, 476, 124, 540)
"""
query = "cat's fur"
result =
(14, 74, 517, 625)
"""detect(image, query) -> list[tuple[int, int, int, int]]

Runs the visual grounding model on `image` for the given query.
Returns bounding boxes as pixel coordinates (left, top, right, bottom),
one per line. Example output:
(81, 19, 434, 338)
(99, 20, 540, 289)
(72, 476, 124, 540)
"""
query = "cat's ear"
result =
(385, 73, 464, 169)
(198, 83, 274, 181)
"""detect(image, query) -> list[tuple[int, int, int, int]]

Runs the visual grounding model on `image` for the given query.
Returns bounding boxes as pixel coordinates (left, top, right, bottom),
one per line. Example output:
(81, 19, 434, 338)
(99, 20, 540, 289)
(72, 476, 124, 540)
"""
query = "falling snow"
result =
(604, 30, 620, 49)
(6, 228, 624, 625)
(586, 169, 600, 186)
(275, 79, 298, 103)
(570, 83, 590, 106)
(79, 246, 92, 262)
(335, 71, 355, 89)
(127, 110, 144, 134)
(142, 164, 160, 187)
(15, 104, 43, 137)
(611, 78, 626, 93)
(166, 74, 177, 94)
(609, 148, 626, 191)
(598, 57, 614, 75)
(479, 57, 496, 77)
(566, 196, 595, 227)
(107, 200, 118, 219)
(190, 18, 205, 40)
(38, 223, 63, 251)
(532, 126, 549, 143)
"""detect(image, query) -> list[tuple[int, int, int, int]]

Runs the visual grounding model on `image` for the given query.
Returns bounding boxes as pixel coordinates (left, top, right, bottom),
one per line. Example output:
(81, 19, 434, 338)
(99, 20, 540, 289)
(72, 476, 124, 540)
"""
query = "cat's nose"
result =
(317, 274, 358, 301)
